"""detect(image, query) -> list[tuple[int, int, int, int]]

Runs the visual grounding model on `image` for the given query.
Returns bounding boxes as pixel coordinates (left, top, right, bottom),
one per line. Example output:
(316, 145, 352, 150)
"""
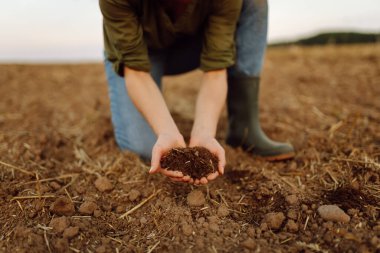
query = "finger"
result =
(188, 139, 197, 148)
(200, 177, 208, 185)
(188, 178, 194, 184)
(216, 147, 226, 175)
(194, 179, 200, 185)
(182, 175, 191, 182)
(160, 169, 184, 178)
(169, 177, 185, 182)
(207, 171, 219, 181)
(150, 145, 163, 174)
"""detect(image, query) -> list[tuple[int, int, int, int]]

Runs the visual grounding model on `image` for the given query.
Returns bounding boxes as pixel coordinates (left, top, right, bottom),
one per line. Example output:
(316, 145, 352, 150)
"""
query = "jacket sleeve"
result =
(200, 0, 242, 72)
(100, 0, 150, 76)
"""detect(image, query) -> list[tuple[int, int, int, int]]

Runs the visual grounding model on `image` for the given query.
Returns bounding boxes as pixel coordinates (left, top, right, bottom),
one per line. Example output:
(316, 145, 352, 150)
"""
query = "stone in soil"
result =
(50, 197, 75, 216)
(262, 212, 286, 230)
(317, 205, 350, 223)
(128, 189, 141, 201)
(78, 201, 98, 215)
(94, 177, 114, 192)
(160, 147, 218, 179)
(241, 238, 257, 250)
(49, 216, 69, 233)
(187, 190, 205, 207)
(63, 226, 79, 239)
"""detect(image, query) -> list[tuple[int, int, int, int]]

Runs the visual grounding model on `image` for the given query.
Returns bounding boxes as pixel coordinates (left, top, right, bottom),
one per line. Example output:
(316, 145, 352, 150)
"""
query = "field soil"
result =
(0, 44, 379, 253)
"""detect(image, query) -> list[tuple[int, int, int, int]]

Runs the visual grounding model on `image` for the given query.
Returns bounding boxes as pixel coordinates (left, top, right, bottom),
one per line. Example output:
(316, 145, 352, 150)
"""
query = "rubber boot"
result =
(226, 76, 295, 161)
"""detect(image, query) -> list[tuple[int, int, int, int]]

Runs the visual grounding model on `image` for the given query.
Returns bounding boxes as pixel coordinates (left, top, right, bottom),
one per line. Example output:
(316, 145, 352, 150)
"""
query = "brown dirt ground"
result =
(0, 44, 379, 253)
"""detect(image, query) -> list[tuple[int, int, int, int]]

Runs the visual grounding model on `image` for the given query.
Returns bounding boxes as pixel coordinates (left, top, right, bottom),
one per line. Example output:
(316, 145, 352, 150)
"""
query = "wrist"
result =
(158, 128, 183, 139)
(191, 126, 215, 140)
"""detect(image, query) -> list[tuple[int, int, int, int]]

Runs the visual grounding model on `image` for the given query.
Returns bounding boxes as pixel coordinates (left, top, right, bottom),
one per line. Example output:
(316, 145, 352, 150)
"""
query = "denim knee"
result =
(114, 128, 154, 160)
(229, 0, 268, 78)
(104, 56, 158, 161)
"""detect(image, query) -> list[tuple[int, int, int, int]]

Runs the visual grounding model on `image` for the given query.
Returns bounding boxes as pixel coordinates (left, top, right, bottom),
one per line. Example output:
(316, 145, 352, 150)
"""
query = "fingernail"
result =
(149, 166, 154, 173)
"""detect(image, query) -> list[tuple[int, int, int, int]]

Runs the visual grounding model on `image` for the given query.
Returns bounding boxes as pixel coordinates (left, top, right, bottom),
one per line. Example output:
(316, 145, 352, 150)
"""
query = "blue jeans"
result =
(104, 0, 268, 159)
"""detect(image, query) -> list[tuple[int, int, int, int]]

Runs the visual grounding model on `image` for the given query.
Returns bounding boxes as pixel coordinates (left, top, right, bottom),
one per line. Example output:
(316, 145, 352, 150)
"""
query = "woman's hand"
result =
(189, 69, 228, 185)
(149, 133, 192, 182)
(189, 134, 226, 185)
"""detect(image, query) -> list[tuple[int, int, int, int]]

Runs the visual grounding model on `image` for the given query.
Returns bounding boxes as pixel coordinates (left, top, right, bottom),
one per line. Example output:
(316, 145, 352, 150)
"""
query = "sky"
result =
(0, 0, 379, 63)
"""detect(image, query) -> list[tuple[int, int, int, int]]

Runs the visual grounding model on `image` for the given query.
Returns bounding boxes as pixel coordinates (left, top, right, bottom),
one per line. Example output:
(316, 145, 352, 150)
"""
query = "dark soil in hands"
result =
(160, 147, 219, 179)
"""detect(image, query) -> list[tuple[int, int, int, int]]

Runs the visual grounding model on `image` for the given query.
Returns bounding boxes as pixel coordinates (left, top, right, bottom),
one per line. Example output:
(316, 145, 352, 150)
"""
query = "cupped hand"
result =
(189, 135, 226, 185)
(149, 133, 191, 182)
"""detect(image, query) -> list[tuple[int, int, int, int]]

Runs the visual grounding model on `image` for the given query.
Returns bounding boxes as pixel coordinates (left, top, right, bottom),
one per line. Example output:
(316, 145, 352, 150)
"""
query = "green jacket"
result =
(100, 0, 242, 76)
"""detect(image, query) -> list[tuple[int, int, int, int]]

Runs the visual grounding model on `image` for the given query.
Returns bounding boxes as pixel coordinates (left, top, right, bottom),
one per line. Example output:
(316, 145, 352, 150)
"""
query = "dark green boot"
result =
(226, 76, 295, 161)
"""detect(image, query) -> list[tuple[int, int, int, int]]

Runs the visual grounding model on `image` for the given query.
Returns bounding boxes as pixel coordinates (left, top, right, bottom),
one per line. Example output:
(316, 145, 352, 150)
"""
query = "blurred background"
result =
(0, 0, 379, 63)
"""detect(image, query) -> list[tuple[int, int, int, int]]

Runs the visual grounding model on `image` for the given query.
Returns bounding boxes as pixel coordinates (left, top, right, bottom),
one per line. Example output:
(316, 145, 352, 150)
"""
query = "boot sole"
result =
(263, 152, 296, 161)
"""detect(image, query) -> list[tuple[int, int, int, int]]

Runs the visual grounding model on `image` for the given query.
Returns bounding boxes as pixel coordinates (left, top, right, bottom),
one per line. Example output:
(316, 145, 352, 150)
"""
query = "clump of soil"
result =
(50, 197, 75, 216)
(160, 147, 218, 179)
(94, 177, 114, 192)
(262, 212, 286, 230)
(186, 189, 206, 207)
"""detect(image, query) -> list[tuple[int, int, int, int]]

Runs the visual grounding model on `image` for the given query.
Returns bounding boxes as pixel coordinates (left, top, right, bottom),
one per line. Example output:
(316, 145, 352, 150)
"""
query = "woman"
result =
(99, 0, 295, 185)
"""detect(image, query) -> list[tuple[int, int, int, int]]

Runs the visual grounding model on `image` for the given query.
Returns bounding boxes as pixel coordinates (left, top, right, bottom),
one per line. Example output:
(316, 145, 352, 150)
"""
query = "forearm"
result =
(191, 69, 227, 138)
(124, 67, 179, 136)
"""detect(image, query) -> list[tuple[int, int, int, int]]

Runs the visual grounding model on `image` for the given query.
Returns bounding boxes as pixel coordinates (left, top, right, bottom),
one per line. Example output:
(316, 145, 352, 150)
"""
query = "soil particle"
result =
(94, 177, 114, 192)
(14, 226, 32, 238)
(182, 223, 193, 236)
(208, 216, 219, 224)
(187, 190, 205, 207)
(209, 223, 219, 232)
(285, 220, 299, 233)
(50, 197, 75, 216)
(260, 223, 268, 231)
(317, 205, 350, 223)
(63, 226, 79, 239)
(140, 217, 147, 225)
(95, 245, 106, 253)
(241, 238, 257, 250)
(370, 236, 379, 247)
(287, 209, 298, 220)
(78, 201, 98, 215)
(195, 237, 204, 248)
(301, 204, 308, 211)
(115, 205, 125, 214)
(262, 212, 286, 230)
(160, 147, 218, 179)
(247, 227, 255, 237)
(285, 194, 298, 205)
(217, 204, 230, 217)
(49, 181, 61, 190)
(53, 238, 69, 253)
(128, 189, 141, 201)
(94, 209, 102, 217)
(49, 216, 70, 233)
